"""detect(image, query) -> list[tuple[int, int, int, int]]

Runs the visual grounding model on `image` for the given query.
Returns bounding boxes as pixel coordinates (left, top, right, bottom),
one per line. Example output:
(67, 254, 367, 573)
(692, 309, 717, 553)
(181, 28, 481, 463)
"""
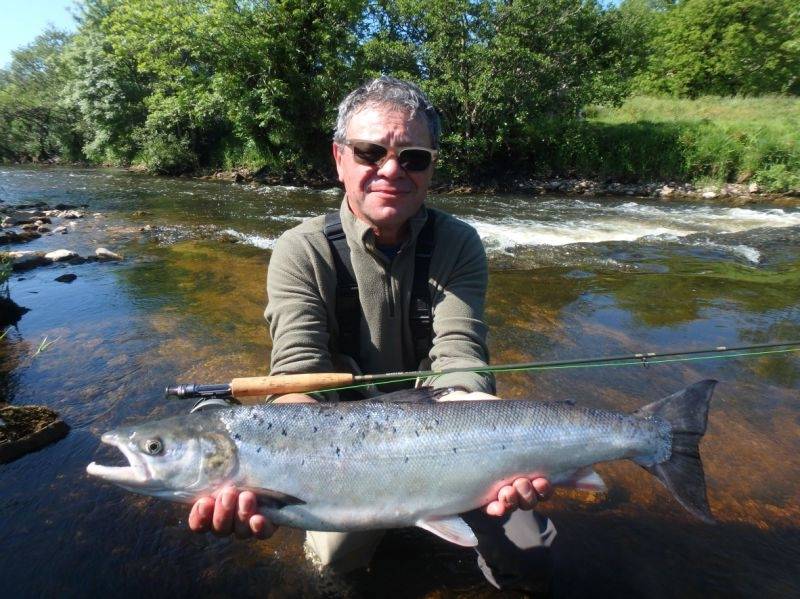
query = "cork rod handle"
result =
(229, 373, 355, 397)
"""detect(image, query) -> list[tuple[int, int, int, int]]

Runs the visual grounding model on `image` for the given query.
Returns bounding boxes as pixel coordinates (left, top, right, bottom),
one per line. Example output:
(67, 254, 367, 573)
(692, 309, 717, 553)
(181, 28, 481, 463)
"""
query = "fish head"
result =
(86, 416, 238, 502)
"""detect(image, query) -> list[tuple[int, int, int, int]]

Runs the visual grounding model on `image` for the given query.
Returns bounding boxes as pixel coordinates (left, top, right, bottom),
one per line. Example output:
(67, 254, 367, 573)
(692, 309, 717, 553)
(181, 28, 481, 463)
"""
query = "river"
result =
(0, 166, 798, 597)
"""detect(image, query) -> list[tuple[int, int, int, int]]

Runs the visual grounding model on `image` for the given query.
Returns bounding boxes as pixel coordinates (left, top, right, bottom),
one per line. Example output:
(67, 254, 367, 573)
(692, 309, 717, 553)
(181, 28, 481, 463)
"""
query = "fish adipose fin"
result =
(416, 515, 479, 547)
(635, 379, 717, 524)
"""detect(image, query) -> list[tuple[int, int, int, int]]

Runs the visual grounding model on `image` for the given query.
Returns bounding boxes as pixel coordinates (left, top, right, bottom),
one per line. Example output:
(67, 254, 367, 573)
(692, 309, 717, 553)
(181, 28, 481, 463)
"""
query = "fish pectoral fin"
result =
(550, 467, 607, 492)
(245, 487, 306, 508)
(416, 515, 478, 547)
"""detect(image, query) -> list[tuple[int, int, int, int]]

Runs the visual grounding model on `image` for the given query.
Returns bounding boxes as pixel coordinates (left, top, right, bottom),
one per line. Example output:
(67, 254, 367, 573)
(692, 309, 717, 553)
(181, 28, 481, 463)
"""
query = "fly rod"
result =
(165, 340, 800, 404)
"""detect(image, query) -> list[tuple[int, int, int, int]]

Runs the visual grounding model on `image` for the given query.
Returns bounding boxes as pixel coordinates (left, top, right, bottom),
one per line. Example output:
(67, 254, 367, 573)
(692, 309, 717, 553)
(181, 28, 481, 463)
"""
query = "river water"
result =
(0, 166, 798, 597)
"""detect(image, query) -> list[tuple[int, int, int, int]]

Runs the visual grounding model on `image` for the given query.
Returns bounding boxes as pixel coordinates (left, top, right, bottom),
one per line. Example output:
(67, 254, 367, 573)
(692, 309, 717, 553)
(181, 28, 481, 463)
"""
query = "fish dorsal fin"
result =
(245, 487, 306, 508)
(550, 466, 607, 492)
(416, 515, 478, 547)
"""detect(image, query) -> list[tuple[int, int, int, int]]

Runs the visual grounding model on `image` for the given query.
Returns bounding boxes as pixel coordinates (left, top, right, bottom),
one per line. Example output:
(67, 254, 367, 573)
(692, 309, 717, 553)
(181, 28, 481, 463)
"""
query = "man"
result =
(188, 76, 553, 591)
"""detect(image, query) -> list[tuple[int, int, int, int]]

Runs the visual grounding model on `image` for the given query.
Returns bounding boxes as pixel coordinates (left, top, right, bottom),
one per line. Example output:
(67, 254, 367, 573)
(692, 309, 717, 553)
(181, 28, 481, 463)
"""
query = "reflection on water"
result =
(0, 166, 798, 597)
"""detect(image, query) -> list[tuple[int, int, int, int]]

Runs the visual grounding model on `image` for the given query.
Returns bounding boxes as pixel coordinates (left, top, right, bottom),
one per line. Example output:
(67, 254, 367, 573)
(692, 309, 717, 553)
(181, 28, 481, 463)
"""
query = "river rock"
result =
(55, 273, 77, 283)
(37, 226, 50, 233)
(701, 190, 718, 199)
(14, 202, 48, 210)
(0, 296, 28, 326)
(0, 230, 41, 244)
(44, 209, 83, 219)
(748, 182, 760, 193)
(2, 215, 35, 227)
(0, 403, 70, 464)
(659, 185, 674, 197)
(54, 203, 76, 210)
(45, 249, 78, 262)
(6, 251, 49, 271)
(95, 247, 122, 261)
(52, 226, 68, 234)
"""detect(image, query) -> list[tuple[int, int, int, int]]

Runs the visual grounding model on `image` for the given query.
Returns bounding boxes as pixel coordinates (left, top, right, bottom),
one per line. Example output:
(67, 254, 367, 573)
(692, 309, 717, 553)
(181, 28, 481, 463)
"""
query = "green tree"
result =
(65, 0, 364, 175)
(0, 29, 82, 161)
(361, 0, 641, 180)
(64, 0, 151, 164)
(637, 0, 800, 97)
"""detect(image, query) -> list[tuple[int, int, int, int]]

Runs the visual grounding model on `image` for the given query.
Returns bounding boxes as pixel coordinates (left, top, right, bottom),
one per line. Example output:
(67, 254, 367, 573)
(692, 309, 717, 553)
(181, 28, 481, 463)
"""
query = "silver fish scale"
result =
(215, 400, 670, 531)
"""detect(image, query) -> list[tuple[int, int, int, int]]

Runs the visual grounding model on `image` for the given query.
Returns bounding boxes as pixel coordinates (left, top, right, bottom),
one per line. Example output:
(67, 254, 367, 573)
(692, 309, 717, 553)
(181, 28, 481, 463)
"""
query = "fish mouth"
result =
(86, 432, 150, 486)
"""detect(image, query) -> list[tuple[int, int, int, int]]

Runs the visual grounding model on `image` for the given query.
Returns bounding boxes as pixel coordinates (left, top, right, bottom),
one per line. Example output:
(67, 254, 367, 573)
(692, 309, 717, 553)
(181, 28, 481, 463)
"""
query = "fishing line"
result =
(319, 345, 800, 394)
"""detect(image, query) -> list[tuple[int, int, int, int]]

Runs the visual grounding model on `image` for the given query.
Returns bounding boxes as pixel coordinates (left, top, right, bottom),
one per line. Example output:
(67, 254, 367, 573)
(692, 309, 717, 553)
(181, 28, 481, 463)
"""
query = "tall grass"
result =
(582, 96, 800, 191)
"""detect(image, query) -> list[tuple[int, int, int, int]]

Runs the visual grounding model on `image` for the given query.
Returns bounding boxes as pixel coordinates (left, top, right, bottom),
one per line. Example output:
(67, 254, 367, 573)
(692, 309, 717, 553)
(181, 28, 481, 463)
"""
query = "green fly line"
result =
(319, 345, 800, 394)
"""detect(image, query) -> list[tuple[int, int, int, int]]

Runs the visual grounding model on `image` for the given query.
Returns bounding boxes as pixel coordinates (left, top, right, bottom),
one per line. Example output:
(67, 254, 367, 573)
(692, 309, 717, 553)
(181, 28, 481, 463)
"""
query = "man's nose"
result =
(377, 154, 404, 178)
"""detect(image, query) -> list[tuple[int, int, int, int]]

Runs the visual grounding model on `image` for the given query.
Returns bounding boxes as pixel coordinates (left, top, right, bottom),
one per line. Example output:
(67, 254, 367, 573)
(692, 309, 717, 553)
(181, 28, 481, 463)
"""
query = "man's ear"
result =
(332, 142, 345, 183)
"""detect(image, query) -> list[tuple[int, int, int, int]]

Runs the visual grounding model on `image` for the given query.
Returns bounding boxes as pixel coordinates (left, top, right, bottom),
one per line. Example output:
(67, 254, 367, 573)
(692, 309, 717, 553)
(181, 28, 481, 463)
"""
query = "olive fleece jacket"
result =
(265, 198, 495, 395)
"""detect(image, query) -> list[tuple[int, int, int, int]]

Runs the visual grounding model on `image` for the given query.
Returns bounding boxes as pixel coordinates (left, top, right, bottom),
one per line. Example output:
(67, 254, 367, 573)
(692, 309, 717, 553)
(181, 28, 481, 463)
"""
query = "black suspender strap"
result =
(410, 211, 436, 364)
(324, 212, 361, 359)
(324, 210, 436, 366)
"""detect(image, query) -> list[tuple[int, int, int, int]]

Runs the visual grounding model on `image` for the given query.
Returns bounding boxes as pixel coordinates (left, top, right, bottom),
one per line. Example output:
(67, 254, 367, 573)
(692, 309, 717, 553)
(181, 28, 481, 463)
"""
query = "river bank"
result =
(195, 166, 800, 206)
(7, 158, 800, 206)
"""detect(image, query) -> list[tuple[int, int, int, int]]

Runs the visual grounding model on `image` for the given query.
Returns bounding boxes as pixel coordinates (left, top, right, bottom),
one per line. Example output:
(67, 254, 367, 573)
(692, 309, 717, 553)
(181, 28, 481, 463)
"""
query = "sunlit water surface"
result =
(0, 166, 798, 597)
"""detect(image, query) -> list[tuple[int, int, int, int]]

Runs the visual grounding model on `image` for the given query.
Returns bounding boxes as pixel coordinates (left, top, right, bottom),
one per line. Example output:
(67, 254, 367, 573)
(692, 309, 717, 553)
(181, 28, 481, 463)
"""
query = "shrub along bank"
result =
(569, 96, 800, 191)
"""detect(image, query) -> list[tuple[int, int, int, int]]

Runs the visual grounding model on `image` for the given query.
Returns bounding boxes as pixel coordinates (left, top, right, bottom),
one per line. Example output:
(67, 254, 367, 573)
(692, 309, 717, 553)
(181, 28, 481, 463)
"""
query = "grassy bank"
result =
(577, 96, 800, 191)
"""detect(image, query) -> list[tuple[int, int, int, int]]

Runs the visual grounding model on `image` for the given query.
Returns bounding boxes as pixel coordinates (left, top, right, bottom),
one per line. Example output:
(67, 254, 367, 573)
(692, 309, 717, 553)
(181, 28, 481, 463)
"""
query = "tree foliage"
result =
(0, 29, 82, 161)
(635, 0, 800, 97)
(0, 0, 797, 181)
(359, 0, 641, 179)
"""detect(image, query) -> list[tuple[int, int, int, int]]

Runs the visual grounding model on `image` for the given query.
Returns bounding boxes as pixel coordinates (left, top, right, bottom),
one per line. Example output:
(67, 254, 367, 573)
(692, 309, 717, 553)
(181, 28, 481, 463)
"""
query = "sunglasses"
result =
(341, 139, 437, 172)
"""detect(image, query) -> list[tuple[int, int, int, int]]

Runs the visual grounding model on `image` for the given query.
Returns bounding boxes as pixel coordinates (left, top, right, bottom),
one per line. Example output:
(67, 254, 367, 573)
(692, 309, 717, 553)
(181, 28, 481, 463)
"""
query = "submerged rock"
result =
(55, 273, 77, 283)
(0, 403, 69, 464)
(0, 296, 29, 326)
(6, 251, 49, 271)
(1, 212, 45, 227)
(95, 247, 122, 261)
(0, 230, 41, 244)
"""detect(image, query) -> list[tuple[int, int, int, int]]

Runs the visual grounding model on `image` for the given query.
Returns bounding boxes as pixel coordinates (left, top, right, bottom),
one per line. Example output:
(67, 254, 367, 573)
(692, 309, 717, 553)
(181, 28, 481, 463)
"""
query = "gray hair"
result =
(333, 76, 441, 149)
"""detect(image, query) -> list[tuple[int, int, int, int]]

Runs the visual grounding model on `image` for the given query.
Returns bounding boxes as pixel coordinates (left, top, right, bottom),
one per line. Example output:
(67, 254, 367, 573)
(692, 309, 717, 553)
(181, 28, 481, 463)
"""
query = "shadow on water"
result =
(0, 166, 798, 597)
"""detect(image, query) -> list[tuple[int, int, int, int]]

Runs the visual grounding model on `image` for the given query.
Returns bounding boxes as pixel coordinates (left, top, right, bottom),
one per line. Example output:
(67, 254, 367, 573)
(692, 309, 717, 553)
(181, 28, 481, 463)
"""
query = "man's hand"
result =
(437, 389, 553, 517)
(484, 477, 552, 517)
(188, 486, 275, 539)
(187, 393, 317, 538)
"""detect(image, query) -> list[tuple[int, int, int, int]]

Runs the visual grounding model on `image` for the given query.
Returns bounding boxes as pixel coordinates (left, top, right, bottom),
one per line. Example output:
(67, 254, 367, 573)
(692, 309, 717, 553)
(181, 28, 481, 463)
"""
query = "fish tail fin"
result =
(635, 380, 717, 524)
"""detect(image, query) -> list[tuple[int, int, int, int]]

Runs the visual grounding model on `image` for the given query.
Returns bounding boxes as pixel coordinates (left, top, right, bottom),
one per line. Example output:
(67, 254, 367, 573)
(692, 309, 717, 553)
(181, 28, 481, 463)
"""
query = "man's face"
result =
(333, 104, 434, 243)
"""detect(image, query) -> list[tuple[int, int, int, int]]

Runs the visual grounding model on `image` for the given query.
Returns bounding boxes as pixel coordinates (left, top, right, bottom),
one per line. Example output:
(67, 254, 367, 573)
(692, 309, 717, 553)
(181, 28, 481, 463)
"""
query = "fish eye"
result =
(144, 438, 163, 455)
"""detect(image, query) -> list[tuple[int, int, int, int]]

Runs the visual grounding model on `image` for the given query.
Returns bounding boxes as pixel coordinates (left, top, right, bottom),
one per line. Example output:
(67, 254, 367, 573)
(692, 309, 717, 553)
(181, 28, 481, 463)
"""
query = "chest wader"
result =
(323, 210, 436, 398)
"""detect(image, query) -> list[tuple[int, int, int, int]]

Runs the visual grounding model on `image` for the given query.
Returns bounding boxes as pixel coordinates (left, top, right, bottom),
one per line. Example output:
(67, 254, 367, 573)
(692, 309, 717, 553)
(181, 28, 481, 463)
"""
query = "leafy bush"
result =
(139, 133, 197, 175)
